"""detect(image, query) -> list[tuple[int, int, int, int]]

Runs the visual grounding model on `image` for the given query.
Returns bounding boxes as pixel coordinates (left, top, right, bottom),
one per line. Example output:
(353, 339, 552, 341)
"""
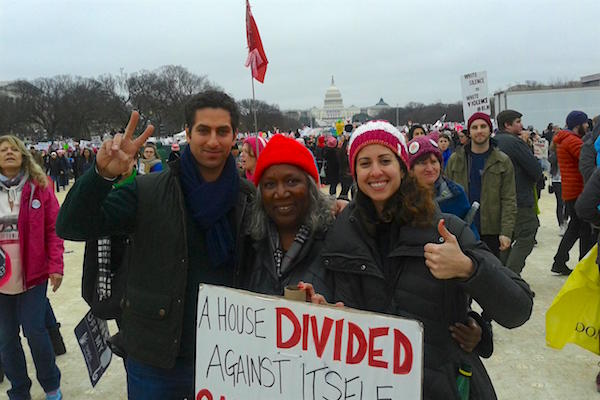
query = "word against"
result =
(195, 285, 423, 400)
(460, 70, 490, 121)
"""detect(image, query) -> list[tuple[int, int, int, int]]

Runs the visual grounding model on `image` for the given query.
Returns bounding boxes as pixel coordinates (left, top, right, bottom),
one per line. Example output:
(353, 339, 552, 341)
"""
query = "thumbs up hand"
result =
(424, 219, 475, 280)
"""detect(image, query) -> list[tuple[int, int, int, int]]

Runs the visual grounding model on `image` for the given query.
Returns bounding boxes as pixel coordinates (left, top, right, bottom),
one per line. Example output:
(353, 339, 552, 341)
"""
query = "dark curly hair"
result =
(184, 90, 240, 131)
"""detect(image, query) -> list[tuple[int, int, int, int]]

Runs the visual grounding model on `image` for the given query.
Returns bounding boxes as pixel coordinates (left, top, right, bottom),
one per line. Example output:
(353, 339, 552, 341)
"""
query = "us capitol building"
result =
(300, 76, 392, 127)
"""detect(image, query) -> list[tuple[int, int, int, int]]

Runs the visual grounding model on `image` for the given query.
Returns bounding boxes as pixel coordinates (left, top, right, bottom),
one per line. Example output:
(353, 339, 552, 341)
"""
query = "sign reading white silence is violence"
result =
(460, 70, 490, 121)
(195, 284, 423, 400)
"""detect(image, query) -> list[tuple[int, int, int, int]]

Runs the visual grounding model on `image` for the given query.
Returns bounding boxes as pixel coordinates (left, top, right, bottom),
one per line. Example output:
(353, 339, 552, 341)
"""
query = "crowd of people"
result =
(0, 87, 598, 399)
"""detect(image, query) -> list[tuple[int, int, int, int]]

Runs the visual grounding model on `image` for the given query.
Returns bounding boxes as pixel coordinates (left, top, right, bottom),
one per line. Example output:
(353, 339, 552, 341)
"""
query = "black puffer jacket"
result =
(579, 124, 600, 184)
(244, 229, 332, 300)
(575, 168, 600, 264)
(321, 202, 534, 400)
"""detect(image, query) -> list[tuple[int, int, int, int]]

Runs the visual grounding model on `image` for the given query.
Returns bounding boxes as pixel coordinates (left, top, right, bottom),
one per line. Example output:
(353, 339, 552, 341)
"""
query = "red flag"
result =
(245, 0, 268, 83)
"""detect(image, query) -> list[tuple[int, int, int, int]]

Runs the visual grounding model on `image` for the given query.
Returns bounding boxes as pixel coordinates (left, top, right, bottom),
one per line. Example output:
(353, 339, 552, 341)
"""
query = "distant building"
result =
(0, 80, 38, 100)
(310, 76, 360, 127)
(367, 98, 392, 117)
(581, 73, 600, 87)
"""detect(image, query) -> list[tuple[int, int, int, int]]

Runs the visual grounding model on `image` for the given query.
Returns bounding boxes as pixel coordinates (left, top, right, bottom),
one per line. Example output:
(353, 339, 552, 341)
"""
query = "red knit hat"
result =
(347, 120, 408, 175)
(253, 134, 319, 186)
(467, 112, 493, 133)
(407, 135, 442, 169)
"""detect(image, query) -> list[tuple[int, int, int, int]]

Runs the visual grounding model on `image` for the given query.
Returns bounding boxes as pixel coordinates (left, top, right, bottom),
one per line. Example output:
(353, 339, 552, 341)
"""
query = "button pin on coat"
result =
(32, 199, 41, 209)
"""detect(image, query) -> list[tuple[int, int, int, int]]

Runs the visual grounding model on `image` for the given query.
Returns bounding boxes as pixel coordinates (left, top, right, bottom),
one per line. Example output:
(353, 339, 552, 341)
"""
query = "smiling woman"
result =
(244, 134, 334, 299)
(318, 120, 534, 399)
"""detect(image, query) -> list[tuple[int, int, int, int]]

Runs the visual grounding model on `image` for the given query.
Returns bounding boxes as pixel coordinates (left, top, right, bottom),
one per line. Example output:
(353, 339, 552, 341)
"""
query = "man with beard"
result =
(551, 111, 594, 275)
(494, 110, 543, 275)
(446, 112, 517, 258)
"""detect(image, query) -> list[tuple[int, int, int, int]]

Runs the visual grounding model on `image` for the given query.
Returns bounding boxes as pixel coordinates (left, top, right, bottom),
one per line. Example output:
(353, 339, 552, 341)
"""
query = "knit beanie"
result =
(407, 135, 442, 169)
(243, 136, 267, 157)
(467, 112, 493, 133)
(566, 111, 588, 130)
(347, 120, 408, 176)
(253, 134, 319, 186)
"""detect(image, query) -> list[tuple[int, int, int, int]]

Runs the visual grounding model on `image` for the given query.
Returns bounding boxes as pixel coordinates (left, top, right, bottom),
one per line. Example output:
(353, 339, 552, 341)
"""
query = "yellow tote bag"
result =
(546, 245, 600, 355)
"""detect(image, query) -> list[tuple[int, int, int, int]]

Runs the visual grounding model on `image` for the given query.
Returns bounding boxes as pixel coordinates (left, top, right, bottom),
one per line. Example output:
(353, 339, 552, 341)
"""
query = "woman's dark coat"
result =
(321, 203, 533, 399)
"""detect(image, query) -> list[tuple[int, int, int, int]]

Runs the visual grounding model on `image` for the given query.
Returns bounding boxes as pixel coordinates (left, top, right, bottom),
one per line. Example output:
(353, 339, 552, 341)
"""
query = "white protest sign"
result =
(195, 284, 423, 400)
(460, 71, 490, 121)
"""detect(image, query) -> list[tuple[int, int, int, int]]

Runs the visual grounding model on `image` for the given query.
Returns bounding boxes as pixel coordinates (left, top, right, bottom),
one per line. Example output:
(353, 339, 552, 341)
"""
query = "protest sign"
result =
(460, 71, 490, 121)
(34, 141, 51, 151)
(74, 310, 112, 387)
(195, 284, 423, 400)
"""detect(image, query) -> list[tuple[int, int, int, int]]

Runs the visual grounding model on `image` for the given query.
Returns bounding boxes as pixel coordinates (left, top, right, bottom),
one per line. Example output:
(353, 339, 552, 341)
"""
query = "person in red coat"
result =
(551, 111, 594, 275)
(0, 135, 64, 400)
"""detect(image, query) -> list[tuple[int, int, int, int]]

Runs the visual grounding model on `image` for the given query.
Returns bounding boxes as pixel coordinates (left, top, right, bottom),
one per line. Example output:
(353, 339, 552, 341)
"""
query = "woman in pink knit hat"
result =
(309, 120, 533, 400)
(240, 136, 266, 182)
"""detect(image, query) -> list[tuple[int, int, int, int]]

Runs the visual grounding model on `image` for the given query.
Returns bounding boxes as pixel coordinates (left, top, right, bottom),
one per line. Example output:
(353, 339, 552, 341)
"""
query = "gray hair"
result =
(249, 173, 335, 240)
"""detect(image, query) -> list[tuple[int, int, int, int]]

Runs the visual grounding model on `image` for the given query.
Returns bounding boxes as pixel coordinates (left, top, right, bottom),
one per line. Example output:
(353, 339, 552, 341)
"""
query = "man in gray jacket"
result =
(579, 117, 600, 183)
(495, 110, 543, 275)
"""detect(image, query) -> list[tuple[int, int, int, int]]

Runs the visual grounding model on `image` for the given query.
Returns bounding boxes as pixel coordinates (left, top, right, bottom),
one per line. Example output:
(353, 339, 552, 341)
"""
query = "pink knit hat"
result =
(243, 136, 267, 157)
(407, 135, 442, 169)
(347, 120, 408, 175)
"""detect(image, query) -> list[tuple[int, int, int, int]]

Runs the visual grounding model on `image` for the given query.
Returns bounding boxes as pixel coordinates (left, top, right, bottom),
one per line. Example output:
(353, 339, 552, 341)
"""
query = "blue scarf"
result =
(179, 145, 239, 267)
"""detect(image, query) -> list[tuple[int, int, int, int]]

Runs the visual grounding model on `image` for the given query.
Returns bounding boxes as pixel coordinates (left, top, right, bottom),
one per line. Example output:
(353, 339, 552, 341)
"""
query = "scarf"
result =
(96, 237, 112, 301)
(245, 169, 255, 183)
(268, 222, 310, 278)
(179, 145, 239, 266)
(0, 171, 27, 206)
(113, 169, 137, 189)
(434, 177, 453, 203)
(139, 158, 161, 174)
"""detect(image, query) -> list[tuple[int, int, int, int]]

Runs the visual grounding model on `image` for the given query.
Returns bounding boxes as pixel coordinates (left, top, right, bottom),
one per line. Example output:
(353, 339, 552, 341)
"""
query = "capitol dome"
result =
(310, 76, 359, 127)
(323, 76, 343, 110)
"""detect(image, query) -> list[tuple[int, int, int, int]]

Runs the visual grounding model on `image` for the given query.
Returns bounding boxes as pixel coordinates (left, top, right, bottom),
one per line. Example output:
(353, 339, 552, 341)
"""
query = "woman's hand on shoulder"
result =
(333, 199, 349, 216)
(424, 219, 474, 280)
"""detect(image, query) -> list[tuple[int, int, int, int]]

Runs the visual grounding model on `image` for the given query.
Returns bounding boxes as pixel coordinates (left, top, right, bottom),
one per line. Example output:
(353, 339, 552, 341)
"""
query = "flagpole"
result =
(251, 74, 258, 135)
(250, 74, 260, 160)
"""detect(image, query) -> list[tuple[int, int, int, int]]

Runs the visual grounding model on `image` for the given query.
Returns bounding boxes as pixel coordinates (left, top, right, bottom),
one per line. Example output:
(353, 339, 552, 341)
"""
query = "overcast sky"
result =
(1, 0, 599, 110)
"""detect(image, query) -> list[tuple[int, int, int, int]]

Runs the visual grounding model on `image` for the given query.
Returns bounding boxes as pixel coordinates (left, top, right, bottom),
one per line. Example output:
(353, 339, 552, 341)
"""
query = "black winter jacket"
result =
(579, 124, 600, 184)
(494, 131, 542, 208)
(57, 160, 255, 368)
(323, 146, 340, 182)
(48, 156, 69, 176)
(321, 202, 533, 400)
(244, 229, 332, 300)
(575, 168, 600, 264)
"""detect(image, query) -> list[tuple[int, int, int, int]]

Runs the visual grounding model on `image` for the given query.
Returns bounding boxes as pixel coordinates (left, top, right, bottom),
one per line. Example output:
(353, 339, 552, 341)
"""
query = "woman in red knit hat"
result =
(244, 134, 335, 298)
(308, 120, 533, 400)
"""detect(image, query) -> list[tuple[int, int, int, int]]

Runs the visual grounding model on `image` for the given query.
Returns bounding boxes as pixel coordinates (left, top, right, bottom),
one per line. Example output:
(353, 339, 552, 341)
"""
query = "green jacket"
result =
(446, 144, 516, 238)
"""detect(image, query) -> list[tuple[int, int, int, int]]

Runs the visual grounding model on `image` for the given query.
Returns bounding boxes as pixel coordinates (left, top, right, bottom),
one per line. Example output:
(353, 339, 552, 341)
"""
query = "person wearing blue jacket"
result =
(407, 135, 480, 239)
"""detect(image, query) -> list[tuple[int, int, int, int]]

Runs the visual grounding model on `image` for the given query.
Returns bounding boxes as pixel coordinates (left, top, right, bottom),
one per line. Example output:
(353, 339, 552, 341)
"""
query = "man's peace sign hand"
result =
(96, 111, 154, 179)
